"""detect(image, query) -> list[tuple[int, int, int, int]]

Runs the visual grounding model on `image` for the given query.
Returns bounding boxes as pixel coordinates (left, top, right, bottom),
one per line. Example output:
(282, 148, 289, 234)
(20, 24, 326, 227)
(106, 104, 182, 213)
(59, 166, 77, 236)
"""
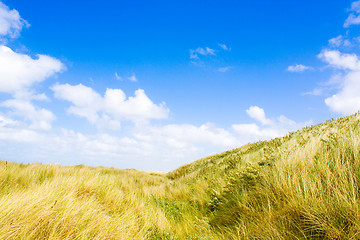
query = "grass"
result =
(1, 113, 360, 239)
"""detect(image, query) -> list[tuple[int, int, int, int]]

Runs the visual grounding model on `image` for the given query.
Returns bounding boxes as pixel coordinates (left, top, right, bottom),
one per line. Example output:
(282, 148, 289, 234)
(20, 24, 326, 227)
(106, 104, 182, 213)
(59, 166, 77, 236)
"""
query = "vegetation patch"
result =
(1, 113, 360, 239)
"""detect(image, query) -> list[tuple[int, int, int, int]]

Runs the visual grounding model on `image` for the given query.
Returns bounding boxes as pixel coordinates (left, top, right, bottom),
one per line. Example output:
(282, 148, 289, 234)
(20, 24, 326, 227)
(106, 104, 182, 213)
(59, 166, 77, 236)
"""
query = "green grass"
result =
(1, 113, 360, 239)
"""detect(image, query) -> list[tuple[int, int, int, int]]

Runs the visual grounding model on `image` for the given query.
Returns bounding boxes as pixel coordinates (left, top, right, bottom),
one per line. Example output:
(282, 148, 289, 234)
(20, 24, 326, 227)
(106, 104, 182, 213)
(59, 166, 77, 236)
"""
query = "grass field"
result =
(1, 113, 360, 239)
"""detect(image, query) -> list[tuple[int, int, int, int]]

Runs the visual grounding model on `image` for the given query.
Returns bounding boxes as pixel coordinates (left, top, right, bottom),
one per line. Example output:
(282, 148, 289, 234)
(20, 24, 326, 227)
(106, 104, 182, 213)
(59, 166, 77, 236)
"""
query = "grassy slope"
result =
(1, 113, 360, 239)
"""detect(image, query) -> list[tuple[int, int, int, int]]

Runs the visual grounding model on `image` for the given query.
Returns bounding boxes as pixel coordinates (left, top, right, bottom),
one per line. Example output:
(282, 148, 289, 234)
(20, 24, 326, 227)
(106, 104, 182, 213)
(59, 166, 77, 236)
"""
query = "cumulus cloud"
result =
(0, 45, 65, 93)
(0, 40, 64, 132)
(287, 64, 312, 72)
(134, 123, 239, 150)
(0, 1, 314, 171)
(318, 50, 360, 70)
(233, 107, 311, 143)
(344, 0, 360, 28)
(0, 113, 19, 127)
(309, 1, 360, 114)
(103, 88, 168, 120)
(0, 2, 29, 39)
(324, 71, 360, 115)
(1, 99, 55, 130)
(246, 106, 273, 125)
(51, 83, 169, 128)
(317, 49, 360, 115)
(300, 1, 360, 115)
(0, 105, 311, 171)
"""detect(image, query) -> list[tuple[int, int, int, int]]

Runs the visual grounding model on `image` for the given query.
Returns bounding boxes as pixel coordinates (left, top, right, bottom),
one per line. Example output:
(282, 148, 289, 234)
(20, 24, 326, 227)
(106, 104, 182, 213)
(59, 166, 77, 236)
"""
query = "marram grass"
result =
(1, 113, 360, 239)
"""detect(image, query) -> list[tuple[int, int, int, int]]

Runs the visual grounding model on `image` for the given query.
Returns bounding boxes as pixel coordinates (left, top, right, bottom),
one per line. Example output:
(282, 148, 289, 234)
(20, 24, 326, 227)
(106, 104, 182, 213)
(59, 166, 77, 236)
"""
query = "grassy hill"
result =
(1, 113, 360, 239)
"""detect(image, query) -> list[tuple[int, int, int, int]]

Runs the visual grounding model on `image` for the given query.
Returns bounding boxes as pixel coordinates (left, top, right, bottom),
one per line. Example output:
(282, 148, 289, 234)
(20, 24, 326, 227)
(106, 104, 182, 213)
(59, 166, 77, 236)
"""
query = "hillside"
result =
(1, 113, 360, 239)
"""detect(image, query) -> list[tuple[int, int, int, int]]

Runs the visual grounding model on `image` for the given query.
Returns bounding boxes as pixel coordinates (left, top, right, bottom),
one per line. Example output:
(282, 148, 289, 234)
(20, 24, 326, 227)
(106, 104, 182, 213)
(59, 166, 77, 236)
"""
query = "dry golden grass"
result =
(1, 113, 360, 239)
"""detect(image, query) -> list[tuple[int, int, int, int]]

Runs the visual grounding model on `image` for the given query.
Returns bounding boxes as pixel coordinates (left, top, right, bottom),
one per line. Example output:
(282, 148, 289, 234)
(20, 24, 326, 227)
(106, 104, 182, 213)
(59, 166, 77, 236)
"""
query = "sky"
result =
(0, 0, 360, 171)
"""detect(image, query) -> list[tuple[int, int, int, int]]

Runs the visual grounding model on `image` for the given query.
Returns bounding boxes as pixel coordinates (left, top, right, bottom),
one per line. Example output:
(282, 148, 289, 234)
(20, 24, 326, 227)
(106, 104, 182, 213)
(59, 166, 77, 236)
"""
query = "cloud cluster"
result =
(190, 47, 215, 59)
(318, 1, 360, 114)
(0, 1, 313, 171)
(0, 45, 64, 130)
(0, 3, 63, 130)
(318, 50, 360, 71)
(114, 72, 138, 82)
(318, 50, 360, 115)
(0, 46, 65, 93)
(0, 106, 310, 170)
(1, 99, 55, 130)
(233, 106, 311, 143)
(0, 2, 29, 39)
(190, 44, 232, 72)
(328, 35, 351, 47)
(344, 0, 360, 28)
(301, 1, 360, 115)
(51, 83, 169, 129)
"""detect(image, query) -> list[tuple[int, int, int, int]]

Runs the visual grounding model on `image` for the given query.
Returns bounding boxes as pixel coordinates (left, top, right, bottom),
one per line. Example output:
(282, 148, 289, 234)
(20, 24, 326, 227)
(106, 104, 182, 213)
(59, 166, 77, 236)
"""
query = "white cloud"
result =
(344, 39, 351, 46)
(344, 1, 360, 27)
(0, 2, 29, 39)
(104, 88, 168, 120)
(329, 35, 344, 47)
(318, 49, 360, 115)
(190, 47, 215, 59)
(134, 123, 239, 149)
(318, 50, 360, 71)
(233, 109, 311, 143)
(115, 72, 121, 80)
(344, 14, 360, 28)
(0, 43, 63, 132)
(0, 1, 314, 171)
(128, 73, 137, 82)
(1, 99, 55, 130)
(0, 113, 19, 127)
(13, 91, 48, 101)
(328, 35, 351, 47)
(0, 105, 311, 171)
(302, 88, 323, 96)
(324, 71, 360, 115)
(302, 73, 345, 97)
(218, 43, 230, 51)
(217, 66, 231, 72)
(190, 51, 199, 60)
(351, 0, 360, 12)
(0, 45, 65, 93)
(205, 47, 215, 55)
(246, 106, 273, 125)
(51, 83, 169, 127)
(305, 2, 360, 115)
(232, 123, 288, 142)
(51, 83, 119, 129)
(287, 64, 312, 72)
(52, 83, 102, 108)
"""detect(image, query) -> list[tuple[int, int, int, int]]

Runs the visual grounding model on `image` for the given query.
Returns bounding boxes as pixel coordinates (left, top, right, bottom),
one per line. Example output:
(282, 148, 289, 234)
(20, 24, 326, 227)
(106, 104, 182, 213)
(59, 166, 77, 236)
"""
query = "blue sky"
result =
(0, 0, 359, 171)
